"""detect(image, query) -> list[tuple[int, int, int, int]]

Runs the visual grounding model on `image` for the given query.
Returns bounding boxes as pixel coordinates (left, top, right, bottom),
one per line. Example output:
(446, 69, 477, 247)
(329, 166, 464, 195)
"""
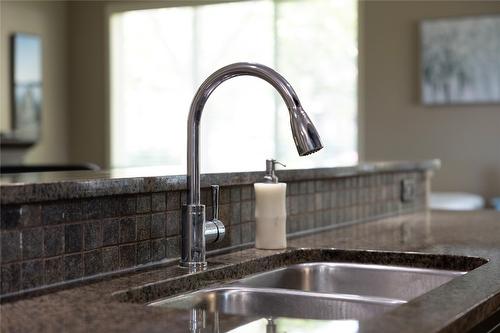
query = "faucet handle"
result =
(211, 185, 219, 220)
(206, 185, 225, 244)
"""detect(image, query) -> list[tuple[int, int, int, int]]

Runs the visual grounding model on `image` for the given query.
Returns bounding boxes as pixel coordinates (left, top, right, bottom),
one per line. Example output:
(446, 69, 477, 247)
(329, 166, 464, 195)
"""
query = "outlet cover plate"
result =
(401, 179, 416, 202)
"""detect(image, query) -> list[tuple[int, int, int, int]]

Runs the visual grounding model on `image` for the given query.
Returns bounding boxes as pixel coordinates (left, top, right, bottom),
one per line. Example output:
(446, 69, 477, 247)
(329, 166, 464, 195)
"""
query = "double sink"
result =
(146, 253, 481, 322)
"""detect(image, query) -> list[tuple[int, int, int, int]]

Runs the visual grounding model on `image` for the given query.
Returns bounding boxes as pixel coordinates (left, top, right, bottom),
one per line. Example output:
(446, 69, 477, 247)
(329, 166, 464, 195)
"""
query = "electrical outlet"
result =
(400, 178, 416, 203)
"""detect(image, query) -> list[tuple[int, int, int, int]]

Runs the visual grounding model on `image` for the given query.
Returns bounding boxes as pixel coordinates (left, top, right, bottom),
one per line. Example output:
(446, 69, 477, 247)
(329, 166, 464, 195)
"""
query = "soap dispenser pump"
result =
(254, 159, 287, 249)
(263, 159, 286, 184)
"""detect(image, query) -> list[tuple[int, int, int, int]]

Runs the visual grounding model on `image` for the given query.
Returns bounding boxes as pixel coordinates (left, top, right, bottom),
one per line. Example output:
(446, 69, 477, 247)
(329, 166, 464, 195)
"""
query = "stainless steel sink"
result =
(149, 286, 402, 320)
(231, 262, 465, 302)
(149, 262, 465, 320)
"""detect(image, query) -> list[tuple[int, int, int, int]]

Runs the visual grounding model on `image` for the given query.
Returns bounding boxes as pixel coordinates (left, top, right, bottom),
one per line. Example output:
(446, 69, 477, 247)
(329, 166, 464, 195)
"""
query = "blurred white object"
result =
(430, 192, 485, 211)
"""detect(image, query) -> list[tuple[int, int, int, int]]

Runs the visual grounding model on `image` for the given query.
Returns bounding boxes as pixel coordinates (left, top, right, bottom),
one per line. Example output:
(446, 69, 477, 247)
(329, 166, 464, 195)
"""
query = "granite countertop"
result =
(1, 209, 499, 333)
(0, 160, 440, 204)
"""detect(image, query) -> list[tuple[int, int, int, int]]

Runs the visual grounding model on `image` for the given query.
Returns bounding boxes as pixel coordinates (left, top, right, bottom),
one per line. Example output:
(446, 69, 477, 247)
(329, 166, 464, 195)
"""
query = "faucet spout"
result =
(181, 62, 323, 269)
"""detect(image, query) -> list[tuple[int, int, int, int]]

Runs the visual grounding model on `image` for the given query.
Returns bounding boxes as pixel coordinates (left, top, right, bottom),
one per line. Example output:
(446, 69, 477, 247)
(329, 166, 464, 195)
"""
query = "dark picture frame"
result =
(420, 15, 500, 106)
(8, 33, 43, 144)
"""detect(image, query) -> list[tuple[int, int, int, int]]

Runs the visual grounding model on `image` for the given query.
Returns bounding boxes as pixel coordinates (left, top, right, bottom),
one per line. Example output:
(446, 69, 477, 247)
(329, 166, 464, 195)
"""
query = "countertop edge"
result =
(0, 159, 440, 204)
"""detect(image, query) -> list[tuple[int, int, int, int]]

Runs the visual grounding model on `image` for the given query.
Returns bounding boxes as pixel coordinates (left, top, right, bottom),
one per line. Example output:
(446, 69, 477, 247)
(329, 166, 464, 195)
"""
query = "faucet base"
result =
(179, 260, 207, 272)
(181, 204, 206, 267)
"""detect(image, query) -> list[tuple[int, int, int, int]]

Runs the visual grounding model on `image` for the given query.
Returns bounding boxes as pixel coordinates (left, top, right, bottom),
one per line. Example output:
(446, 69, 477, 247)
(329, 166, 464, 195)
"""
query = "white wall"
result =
(0, 0, 69, 164)
(361, 0, 500, 200)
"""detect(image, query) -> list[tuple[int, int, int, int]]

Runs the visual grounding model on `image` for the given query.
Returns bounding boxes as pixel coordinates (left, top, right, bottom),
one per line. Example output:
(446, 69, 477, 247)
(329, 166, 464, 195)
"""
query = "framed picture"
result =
(420, 15, 500, 105)
(10, 33, 42, 142)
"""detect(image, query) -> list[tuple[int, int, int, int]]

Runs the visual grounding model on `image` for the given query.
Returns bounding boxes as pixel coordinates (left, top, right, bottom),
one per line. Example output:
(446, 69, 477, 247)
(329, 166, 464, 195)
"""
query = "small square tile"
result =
(206, 206, 213, 220)
(151, 213, 165, 238)
(230, 187, 241, 202)
(44, 257, 63, 284)
(290, 196, 299, 215)
(0, 206, 20, 230)
(42, 201, 83, 225)
(219, 204, 231, 225)
(136, 195, 151, 213)
(166, 210, 180, 236)
(80, 198, 102, 220)
(44, 226, 64, 257)
(119, 217, 136, 243)
(65, 224, 83, 254)
(289, 182, 299, 195)
(315, 180, 326, 192)
(136, 215, 151, 241)
(299, 182, 308, 195)
(305, 213, 315, 229)
(241, 223, 254, 244)
(315, 193, 323, 210)
(323, 211, 332, 227)
(22, 227, 44, 259)
(64, 254, 83, 280)
(322, 192, 331, 210)
(286, 215, 294, 231)
(313, 211, 322, 228)
(241, 186, 253, 201)
(298, 195, 307, 214)
(137, 241, 151, 265)
(219, 188, 231, 204)
(84, 250, 102, 275)
(299, 215, 308, 232)
(180, 191, 188, 206)
(119, 244, 136, 268)
(99, 197, 136, 219)
(340, 208, 349, 223)
(306, 213, 315, 229)
(307, 194, 315, 212)
(230, 203, 241, 224)
(200, 188, 209, 207)
(241, 201, 252, 223)
(307, 181, 315, 194)
(166, 236, 180, 258)
(330, 192, 337, 208)
(152, 192, 167, 212)
(1, 231, 21, 263)
(19, 205, 42, 227)
(84, 221, 102, 251)
(230, 224, 242, 246)
(286, 217, 293, 233)
(1, 263, 20, 294)
(251, 201, 255, 220)
(21, 260, 44, 289)
(167, 191, 181, 210)
(352, 177, 360, 188)
(331, 180, 338, 192)
(102, 246, 119, 272)
(151, 239, 166, 262)
(102, 218, 119, 246)
(288, 215, 298, 233)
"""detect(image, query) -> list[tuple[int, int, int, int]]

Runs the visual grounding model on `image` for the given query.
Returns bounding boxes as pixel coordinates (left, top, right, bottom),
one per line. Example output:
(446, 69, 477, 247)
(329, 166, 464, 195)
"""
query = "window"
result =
(110, 0, 357, 173)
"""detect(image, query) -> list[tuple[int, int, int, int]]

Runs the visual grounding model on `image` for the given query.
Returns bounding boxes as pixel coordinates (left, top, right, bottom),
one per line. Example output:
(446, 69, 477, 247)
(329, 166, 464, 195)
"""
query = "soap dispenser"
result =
(254, 159, 287, 249)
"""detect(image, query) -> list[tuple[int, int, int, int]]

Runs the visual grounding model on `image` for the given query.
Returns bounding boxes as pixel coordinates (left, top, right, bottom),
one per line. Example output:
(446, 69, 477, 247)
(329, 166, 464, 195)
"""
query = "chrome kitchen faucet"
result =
(181, 62, 323, 270)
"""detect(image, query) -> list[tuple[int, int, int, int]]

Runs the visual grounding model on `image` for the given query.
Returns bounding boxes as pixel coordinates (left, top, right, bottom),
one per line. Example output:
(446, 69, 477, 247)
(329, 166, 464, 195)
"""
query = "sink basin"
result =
(149, 286, 402, 320)
(231, 262, 465, 302)
(149, 261, 465, 320)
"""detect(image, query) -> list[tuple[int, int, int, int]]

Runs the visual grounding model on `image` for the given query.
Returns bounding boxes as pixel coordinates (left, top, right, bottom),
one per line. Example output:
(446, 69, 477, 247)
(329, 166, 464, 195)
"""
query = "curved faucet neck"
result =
(186, 63, 303, 205)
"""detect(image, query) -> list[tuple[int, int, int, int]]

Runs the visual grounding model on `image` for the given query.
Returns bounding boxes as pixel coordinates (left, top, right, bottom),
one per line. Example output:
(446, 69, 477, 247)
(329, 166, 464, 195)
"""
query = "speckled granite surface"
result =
(1, 209, 499, 333)
(0, 160, 439, 204)
(1, 166, 429, 296)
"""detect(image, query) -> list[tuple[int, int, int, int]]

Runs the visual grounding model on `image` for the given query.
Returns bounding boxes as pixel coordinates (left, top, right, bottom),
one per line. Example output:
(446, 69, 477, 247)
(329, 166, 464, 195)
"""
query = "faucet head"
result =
(289, 106, 323, 156)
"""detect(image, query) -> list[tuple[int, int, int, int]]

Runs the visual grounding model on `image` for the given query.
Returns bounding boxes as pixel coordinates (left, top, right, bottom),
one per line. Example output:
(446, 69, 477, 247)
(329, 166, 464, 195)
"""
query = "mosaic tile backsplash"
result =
(0, 171, 427, 297)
